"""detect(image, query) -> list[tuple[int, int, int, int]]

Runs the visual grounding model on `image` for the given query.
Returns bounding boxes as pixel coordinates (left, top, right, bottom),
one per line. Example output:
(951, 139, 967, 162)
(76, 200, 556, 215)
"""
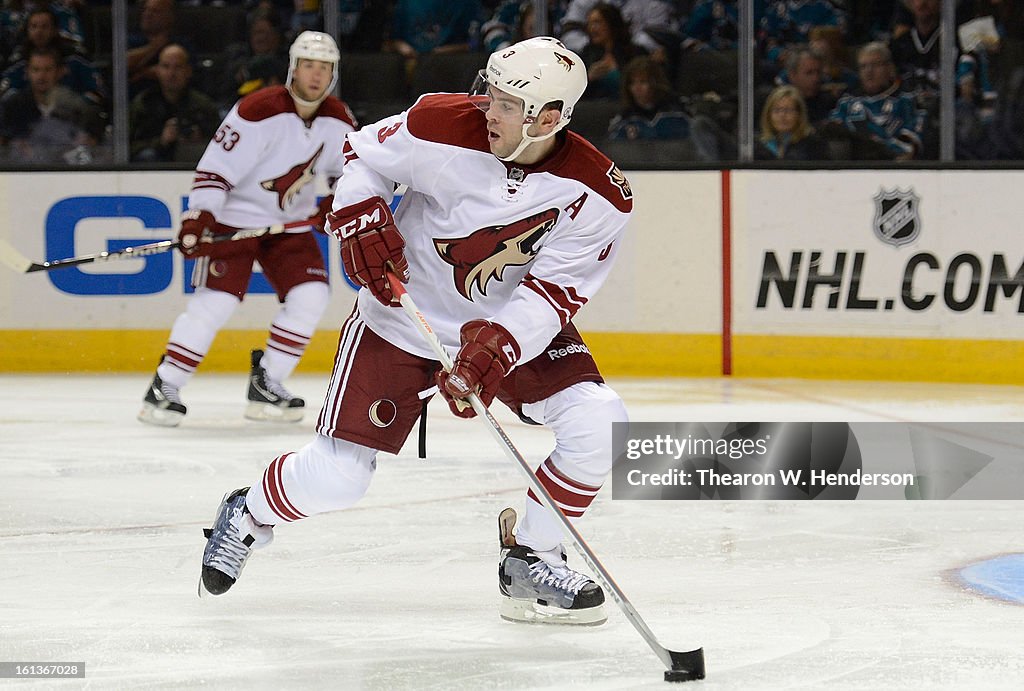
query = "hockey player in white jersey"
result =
(139, 31, 356, 427)
(200, 37, 632, 625)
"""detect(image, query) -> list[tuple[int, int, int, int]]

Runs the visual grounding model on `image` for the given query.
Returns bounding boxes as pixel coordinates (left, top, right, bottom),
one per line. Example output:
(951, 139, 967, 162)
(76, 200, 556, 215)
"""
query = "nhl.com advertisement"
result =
(733, 171, 1024, 339)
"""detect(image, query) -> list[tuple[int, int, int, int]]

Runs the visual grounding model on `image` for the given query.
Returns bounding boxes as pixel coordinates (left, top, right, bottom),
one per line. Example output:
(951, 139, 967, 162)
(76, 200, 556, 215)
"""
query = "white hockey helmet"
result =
(287, 30, 340, 107)
(470, 36, 587, 161)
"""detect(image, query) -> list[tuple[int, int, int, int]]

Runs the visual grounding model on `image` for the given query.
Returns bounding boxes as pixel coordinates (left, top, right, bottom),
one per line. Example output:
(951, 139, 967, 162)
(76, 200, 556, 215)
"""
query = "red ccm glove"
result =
(177, 209, 216, 258)
(436, 320, 521, 418)
(326, 196, 409, 305)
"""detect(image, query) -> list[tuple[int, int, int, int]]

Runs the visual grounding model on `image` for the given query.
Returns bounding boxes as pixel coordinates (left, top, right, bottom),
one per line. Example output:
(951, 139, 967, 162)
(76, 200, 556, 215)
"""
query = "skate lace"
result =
(529, 560, 590, 595)
(257, 369, 294, 401)
(207, 509, 251, 579)
(159, 382, 183, 404)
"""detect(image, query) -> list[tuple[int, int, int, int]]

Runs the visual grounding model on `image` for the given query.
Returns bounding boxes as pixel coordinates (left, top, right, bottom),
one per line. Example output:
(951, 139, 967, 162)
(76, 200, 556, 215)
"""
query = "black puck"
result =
(664, 669, 700, 682)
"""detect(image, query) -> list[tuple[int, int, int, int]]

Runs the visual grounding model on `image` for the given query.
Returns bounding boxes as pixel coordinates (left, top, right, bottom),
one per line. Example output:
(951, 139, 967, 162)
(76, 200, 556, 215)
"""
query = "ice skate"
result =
(497, 507, 607, 625)
(199, 487, 273, 596)
(138, 367, 187, 427)
(245, 349, 304, 422)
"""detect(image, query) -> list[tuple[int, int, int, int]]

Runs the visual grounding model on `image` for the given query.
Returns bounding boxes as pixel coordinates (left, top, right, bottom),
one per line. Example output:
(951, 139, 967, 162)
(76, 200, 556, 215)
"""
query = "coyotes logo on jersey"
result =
(434, 208, 559, 300)
(260, 144, 323, 211)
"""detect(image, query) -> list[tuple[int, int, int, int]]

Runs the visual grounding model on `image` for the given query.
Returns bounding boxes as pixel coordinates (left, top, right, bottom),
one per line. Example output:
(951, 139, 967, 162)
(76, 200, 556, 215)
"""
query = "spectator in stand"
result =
(955, 1, 1024, 159)
(756, 84, 829, 159)
(0, 2, 27, 65)
(559, 0, 678, 59)
(0, 44, 103, 163)
(759, 0, 846, 74)
(809, 25, 858, 98)
(129, 43, 220, 163)
(0, 7, 105, 107)
(775, 45, 838, 127)
(579, 2, 644, 99)
(609, 57, 686, 139)
(336, 0, 392, 51)
(957, 64, 1024, 160)
(681, 0, 766, 53)
(825, 42, 926, 160)
(235, 53, 287, 97)
(847, 0, 903, 44)
(127, 0, 193, 98)
(955, 0, 1024, 127)
(219, 9, 289, 108)
(50, 0, 85, 50)
(889, 0, 942, 108)
(608, 55, 724, 160)
(482, 0, 563, 53)
(384, 0, 485, 80)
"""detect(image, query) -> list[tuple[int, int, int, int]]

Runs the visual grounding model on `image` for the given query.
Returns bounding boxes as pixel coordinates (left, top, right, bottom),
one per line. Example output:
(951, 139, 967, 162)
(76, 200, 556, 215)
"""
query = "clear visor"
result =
(468, 70, 492, 113)
(467, 70, 533, 123)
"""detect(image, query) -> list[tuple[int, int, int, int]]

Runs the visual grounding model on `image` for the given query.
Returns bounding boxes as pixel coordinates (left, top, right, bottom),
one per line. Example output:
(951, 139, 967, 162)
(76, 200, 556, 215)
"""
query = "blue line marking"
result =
(959, 554, 1024, 604)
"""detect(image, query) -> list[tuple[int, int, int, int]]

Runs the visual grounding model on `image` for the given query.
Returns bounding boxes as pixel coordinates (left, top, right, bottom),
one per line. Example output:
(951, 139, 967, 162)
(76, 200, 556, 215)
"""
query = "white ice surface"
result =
(1, 375, 1023, 689)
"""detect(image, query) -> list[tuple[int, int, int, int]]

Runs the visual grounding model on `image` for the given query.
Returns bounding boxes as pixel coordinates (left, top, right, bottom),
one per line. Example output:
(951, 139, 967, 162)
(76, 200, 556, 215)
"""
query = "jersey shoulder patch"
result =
(237, 86, 295, 122)
(406, 93, 490, 154)
(551, 133, 633, 214)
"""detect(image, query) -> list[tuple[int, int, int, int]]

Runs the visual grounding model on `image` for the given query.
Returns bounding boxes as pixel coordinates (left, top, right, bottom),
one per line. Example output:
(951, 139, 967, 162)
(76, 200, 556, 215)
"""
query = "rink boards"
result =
(1, 169, 1022, 382)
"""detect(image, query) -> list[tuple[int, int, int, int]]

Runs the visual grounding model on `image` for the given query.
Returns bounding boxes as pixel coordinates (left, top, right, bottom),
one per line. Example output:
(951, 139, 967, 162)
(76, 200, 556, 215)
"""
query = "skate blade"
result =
(138, 403, 184, 427)
(244, 401, 303, 423)
(499, 596, 607, 626)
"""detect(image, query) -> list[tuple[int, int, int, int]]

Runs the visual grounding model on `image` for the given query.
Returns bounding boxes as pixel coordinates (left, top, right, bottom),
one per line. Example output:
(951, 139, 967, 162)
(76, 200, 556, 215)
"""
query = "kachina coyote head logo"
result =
(872, 187, 920, 247)
(553, 51, 575, 71)
(434, 208, 559, 300)
(261, 145, 323, 211)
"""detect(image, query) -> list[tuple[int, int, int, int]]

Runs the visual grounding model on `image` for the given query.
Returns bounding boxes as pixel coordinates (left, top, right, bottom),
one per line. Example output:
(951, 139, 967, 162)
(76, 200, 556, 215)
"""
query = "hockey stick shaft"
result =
(0, 220, 314, 273)
(387, 273, 704, 680)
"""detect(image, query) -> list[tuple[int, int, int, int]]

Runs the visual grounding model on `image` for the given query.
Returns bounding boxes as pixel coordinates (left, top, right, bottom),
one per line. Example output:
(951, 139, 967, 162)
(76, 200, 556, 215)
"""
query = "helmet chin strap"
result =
(288, 82, 328, 110)
(497, 120, 565, 162)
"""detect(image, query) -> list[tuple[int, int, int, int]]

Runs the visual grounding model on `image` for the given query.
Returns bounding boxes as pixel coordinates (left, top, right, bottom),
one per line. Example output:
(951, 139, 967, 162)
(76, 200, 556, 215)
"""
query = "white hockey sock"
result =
(262, 281, 328, 383)
(515, 383, 625, 551)
(245, 434, 377, 526)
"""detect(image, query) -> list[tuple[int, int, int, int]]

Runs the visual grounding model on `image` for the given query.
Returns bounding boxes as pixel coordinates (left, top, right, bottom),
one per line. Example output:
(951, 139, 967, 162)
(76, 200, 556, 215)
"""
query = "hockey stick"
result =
(387, 272, 706, 683)
(0, 220, 314, 274)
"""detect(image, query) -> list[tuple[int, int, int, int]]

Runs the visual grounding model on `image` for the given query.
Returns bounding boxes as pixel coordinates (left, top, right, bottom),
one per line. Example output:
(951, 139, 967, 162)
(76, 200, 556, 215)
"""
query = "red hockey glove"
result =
(309, 194, 334, 233)
(436, 320, 520, 418)
(326, 196, 409, 305)
(177, 209, 216, 258)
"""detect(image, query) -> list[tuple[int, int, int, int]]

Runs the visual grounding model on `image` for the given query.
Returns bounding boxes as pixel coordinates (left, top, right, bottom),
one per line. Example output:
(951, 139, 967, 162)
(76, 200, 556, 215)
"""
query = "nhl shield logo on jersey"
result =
(260, 144, 323, 211)
(872, 187, 920, 247)
(434, 208, 559, 300)
(606, 163, 632, 201)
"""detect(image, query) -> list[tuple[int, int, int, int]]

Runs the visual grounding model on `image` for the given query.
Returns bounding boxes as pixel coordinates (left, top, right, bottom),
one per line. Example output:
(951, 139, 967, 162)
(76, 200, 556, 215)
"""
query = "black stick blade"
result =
(663, 647, 705, 682)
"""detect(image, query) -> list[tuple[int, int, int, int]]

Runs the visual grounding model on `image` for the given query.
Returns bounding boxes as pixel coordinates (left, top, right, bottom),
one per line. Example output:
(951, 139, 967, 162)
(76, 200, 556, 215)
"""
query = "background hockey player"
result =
(139, 31, 356, 427)
(199, 37, 632, 626)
